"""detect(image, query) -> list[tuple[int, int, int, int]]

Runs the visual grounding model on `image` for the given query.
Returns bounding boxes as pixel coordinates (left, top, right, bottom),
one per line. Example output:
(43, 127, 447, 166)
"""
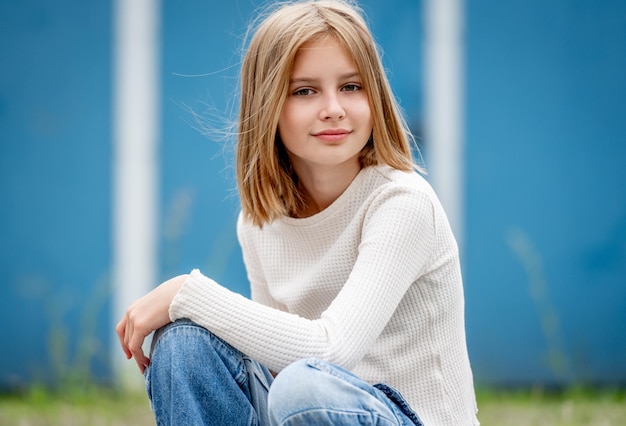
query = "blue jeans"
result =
(146, 319, 423, 426)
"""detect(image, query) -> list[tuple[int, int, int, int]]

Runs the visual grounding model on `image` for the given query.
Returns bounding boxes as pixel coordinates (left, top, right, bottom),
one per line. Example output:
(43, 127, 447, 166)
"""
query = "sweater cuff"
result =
(169, 269, 215, 322)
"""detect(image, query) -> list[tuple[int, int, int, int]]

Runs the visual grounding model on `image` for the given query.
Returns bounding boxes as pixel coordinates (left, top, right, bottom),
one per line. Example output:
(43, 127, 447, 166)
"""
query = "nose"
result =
(320, 92, 345, 120)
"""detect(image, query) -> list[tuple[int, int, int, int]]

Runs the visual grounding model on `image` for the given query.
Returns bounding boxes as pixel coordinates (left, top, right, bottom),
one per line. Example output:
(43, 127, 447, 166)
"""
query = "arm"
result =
(170, 187, 436, 372)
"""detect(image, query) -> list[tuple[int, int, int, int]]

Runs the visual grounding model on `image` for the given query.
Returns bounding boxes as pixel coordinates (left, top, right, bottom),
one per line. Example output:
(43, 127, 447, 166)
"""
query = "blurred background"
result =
(0, 0, 624, 393)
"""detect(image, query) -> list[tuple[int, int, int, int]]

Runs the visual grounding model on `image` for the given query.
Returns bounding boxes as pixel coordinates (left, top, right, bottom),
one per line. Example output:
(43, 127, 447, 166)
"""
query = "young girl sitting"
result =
(116, 1, 479, 424)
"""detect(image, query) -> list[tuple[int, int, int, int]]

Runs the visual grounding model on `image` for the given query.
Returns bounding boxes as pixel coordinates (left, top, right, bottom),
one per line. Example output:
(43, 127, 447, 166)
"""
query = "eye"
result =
(342, 83, 362, 92)
(293, 88, 315, 96)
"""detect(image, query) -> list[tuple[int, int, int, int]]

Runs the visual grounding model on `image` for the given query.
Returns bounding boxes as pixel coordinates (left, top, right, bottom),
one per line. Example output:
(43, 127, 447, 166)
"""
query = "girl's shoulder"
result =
(368, 165, 436, 199)
(363, 165, 448, 224)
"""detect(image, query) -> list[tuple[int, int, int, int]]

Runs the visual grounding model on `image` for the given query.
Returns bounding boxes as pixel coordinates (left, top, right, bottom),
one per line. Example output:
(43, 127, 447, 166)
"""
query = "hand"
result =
(115, 274, 188, 373)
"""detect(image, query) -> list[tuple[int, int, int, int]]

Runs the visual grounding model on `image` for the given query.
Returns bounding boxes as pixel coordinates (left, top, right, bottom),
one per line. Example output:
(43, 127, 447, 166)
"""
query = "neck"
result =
(293, 162, 362, 217)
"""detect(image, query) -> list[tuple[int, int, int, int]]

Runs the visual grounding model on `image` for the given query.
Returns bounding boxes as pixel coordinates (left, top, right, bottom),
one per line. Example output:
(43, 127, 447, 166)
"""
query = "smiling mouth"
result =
(313, 129, 351, 142)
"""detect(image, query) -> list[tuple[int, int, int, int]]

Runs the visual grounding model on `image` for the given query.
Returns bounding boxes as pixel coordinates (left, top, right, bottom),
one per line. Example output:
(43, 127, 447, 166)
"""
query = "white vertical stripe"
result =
(424, 0, 464, 249)
(113, 0, 159, 388)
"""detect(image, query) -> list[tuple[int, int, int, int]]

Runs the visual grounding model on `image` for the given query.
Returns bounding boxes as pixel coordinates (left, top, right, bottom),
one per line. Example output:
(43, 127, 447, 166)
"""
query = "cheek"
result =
(278, 102, 298, 130)
(280, 102, 312, 136)
(277, 108, 301, 152)
(354, 96, 372, 123)
(359, 104, 373, 130)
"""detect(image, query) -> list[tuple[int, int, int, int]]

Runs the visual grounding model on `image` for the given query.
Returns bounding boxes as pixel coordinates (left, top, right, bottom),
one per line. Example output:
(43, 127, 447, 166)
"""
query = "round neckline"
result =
(280, 166, 373, 227)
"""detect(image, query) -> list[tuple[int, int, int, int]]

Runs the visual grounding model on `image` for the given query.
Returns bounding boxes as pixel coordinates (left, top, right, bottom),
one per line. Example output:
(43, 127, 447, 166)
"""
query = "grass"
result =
(0, 385, 624, 425)
(0, 385, 153, 426)
(476, 387, 626, 426)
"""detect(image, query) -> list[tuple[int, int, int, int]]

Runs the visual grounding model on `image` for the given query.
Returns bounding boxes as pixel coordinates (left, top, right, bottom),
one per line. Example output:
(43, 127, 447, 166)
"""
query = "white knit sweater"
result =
(169, 165, 479, 425)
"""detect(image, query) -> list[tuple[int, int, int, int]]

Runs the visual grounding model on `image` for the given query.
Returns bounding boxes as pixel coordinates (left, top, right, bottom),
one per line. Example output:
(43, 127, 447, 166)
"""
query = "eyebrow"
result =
(289, 72, 361, 85)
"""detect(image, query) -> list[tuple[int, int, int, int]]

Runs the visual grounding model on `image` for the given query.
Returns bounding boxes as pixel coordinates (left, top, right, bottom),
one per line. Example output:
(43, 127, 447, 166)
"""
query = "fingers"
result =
(114, 276, 186, 373)
(135, 357, 147, 374)
(115, 317, 132, 359)
(116, 310, 150, 372)
(126, 312, 149, 367)
(128, 325, 150, 369)
(124, 311, 133, 357)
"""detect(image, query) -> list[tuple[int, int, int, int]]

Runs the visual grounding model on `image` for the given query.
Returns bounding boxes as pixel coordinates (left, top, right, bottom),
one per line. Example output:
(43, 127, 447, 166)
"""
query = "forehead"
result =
(291, 36, 357, 74)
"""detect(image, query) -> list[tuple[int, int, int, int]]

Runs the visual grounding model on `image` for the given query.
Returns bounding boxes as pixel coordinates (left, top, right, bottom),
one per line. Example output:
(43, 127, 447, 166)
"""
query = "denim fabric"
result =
(268, 358, 423, 426)
(373, 383, 424, 426)
(146, 319, 273, 425)
(146, 319, 422, 426)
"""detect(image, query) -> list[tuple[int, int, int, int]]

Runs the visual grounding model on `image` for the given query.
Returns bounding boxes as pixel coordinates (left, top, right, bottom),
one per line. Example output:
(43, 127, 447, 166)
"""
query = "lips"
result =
(313, 129, 351, 143)
(314, 129, 350, 136)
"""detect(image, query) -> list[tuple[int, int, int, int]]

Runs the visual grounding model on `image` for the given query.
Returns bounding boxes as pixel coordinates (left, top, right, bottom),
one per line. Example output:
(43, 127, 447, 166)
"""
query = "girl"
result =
(116, 1, 479, 425)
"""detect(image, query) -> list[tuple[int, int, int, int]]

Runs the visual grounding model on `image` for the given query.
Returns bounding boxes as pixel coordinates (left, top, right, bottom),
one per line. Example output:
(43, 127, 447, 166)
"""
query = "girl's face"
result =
(278, 36, 372, 177)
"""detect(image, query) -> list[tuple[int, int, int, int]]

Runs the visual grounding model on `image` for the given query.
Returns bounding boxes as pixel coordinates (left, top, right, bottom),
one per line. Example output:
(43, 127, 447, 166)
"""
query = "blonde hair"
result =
(237, 0, 421, 227)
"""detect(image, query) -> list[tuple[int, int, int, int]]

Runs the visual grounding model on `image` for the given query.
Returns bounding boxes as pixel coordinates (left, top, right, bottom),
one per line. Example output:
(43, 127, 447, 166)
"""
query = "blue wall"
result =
(1, 0, 624, 389)
(465, 0, 626, 386)
(0, 0, 112, 387)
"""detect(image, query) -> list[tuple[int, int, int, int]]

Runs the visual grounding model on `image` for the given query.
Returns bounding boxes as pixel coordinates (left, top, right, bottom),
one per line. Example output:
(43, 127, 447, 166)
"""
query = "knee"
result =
(267, 358, 333, 419)
(151, 319, 206, 357)
(150, 319, 246, 374)
(270, 358, 352, 395)
(270, 358, 319, 398)
(268, 359, 396, 425)
(150, 319, 229, 374)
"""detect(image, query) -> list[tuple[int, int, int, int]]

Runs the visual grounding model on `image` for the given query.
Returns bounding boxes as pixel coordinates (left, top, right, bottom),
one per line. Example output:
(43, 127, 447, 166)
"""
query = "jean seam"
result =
(373, 383, 423, 426)
(305, 359, 380, 399)
(208, 332, 249, 385)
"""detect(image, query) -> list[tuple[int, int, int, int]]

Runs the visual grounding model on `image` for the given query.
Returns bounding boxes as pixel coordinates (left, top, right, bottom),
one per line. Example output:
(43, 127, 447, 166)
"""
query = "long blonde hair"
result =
(237, 0, 420, 227)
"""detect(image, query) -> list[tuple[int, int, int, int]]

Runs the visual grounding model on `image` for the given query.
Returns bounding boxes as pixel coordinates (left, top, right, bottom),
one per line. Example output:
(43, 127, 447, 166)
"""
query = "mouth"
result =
(313, 129, 351, 136)
(312, 129, 351, 143)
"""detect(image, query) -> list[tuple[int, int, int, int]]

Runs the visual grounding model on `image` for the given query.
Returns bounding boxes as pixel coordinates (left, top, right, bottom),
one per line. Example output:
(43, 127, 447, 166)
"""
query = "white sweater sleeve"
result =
(235, 212, 282, 310)
(169, 186, 436, 373)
